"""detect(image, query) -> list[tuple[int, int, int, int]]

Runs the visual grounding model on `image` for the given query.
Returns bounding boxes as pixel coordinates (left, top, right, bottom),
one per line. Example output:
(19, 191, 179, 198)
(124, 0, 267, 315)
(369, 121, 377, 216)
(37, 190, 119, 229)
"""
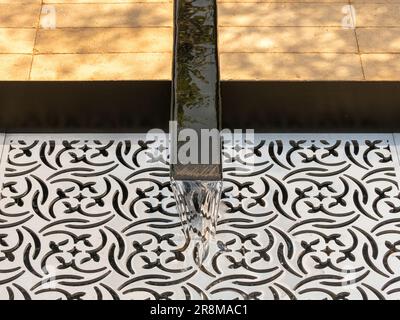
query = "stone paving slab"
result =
(357, 28, 400, 53)
(219, 3, 347, 27)
(219, 0, 348, 2)
(0, 29, 36, 54)
(220, 53, 363, 80)
(44, 0, 171, 2)
(0, 54, 32, 80)
(35, 28, 172, 54)
(219, 27, 358, 53)
(30, 53, 171, 80)
(354, 4, 400, 27)
(361, 54, 400, 80)
(351, 0, 400, 3)
(40, 3, 172, 28)
(0, 3, 41, 28)
(0, 0, 41, 4)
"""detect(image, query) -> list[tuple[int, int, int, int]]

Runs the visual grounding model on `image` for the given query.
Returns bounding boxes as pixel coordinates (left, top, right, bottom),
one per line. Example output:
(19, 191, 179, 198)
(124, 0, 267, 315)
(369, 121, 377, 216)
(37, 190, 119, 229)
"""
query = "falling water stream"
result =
(171, 180, 222, 266)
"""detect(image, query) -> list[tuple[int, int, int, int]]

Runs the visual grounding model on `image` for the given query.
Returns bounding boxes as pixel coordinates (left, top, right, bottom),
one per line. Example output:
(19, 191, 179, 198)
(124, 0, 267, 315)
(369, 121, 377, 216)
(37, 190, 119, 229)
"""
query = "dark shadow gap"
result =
(0, 81, 399, 132)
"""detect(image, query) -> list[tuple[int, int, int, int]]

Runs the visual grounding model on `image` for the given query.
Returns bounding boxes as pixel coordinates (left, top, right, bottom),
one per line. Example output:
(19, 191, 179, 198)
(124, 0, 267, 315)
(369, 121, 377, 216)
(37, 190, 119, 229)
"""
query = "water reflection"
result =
(172, 0, 221, 131)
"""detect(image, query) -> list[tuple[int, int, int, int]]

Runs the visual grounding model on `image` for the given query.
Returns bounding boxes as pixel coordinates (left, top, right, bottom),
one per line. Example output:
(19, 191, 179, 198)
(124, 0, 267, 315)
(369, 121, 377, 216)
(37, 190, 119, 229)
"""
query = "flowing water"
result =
(171, 179, 223, 266)
(170, 0, 222, 267)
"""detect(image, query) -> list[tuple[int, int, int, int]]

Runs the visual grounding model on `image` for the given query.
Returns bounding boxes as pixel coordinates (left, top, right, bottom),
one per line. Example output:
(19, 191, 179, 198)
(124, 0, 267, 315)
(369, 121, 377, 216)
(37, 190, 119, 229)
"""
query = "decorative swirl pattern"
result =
(0, 133, 400, 300)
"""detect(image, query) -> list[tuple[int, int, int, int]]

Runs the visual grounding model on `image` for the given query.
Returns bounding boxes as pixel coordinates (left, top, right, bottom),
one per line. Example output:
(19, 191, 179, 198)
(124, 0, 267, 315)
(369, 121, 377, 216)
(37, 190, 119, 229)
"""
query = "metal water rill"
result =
(170, 0, 223, 266)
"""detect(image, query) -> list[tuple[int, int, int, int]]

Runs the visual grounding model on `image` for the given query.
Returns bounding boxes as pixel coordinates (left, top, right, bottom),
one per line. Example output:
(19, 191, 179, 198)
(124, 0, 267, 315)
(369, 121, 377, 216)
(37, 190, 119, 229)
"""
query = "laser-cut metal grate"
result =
(1, 133, 400, 300)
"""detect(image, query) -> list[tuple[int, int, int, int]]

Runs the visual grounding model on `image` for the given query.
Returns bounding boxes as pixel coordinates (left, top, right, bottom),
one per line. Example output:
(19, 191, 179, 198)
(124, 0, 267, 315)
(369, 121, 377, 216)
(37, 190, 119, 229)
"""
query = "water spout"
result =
(170, 0, 222, 266)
